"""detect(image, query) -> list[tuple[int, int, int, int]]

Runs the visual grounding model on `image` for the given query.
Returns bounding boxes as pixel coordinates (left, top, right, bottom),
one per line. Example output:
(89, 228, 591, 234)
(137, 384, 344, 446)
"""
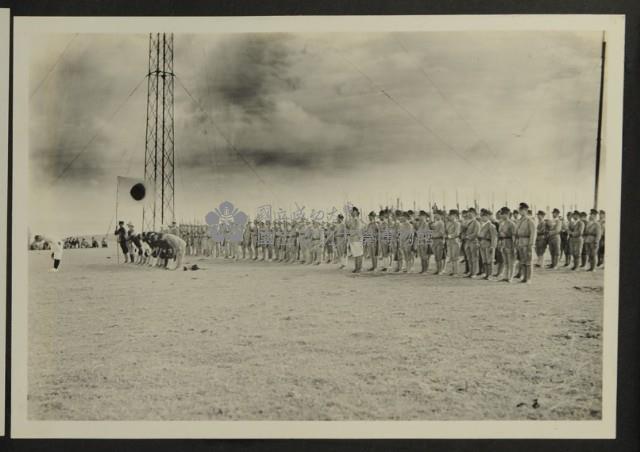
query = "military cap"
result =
(395, 209, 402, 216)
(368, 211, 377, 218)
(599, 209, 605, 214)
(590, 208, 598, 215)
(419, 210, 428, 217)
(468, 207, 477, 214)
(448, 209, 459, 216)
(580, 211, 588, 217)
(482, 209, 492, 216)
(351, 206, 359, 214)
(519, 202, 529, 210)
(552, 208, 560, 214)
(407, 210, 414, 216)
(537, 210, 546, 216)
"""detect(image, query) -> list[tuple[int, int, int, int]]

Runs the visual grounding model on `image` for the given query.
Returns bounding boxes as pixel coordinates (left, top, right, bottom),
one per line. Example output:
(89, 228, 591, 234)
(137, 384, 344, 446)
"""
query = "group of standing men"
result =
(105, 202, 604, 280)
(195, 202, 605, 284)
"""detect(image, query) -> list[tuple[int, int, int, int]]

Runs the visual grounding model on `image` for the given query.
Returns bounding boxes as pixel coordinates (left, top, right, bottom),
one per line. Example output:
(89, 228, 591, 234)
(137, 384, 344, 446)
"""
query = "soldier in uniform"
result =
(568, 210, 585, 271)
(324, 221, 335, 264)
(579, 212, 589, 268)
(364, 211, 379, 271)
(346, 206, 365, 273)
(265, 220, 275, 261)
(250, 219, 259, 260)
(512, 209, 522, 278)
(514, 202, 536, 283)
(284, 221, 296, 263)
(397, 211, 415, 273)
(534, 210, 548, 268)
(463, 208, 481, 278)
(272, 221, 281, 262)
(445, 209, 462, 276)
(310, 219, 324, 265)
(561, 215, 570, 266)
(597, 209, 605, 267)
(126, 222, 139, 264)
(459, 210, 469, 274)
(430, 210, 446, 275)
(478, 209, 498, 280)
(547, 208, 562, 269)
(335, 214, 348, 269)
(415, 211, 431, 274)
(389, 211, 401, 272)
(114, 220, 129, 263)
(376, 210, 390, 271)
(242, 220, 253, 259)
(584, 209, 603, 272)
(497, 207, 516, 282)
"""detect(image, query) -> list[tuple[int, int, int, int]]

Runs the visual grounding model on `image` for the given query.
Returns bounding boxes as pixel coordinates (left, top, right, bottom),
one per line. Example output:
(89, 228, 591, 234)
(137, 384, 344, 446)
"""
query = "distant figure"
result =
(91, 237, 99, 248)
(101, 237, 108, 248)
(168, 221, 179, 236)
(346, 206, 365, 273)
(31, 235, 64, 272)
(114, 220, 129, 262)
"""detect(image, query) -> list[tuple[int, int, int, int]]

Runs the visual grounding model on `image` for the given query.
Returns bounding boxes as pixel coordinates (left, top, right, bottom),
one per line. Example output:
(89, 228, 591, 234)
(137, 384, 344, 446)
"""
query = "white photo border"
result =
(0, 7, 10, 438)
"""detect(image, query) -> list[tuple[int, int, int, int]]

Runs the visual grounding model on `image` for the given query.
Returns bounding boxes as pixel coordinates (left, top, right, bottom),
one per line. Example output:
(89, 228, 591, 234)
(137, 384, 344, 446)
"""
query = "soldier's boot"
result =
(352, 256, 362, 273)
(419, 258, 426, 273)
(571, 255, 579, 271)
(496, 262, 504, 278)
(525, 265, 532, 283)
(514, 264, 522, 280)
(486, 263, 494, 280)
(368, 255, 377, 271)
(503, 264, 512, 282)
(451, 261, 458, 276)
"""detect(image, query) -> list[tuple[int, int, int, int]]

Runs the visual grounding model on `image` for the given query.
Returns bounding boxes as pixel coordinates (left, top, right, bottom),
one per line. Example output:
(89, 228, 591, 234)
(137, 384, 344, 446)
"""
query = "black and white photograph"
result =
(11, 15, 624, 438)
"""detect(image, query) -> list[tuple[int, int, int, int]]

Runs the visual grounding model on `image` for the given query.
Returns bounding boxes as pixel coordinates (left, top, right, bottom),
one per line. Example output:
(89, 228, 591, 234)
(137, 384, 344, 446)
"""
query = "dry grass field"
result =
(28, 247, 603, 420)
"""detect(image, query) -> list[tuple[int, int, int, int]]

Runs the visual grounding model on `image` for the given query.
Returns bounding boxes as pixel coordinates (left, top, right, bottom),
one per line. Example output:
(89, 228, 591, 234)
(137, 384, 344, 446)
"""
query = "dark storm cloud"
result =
(193, 34, 300, 115)
(240, 148, 315, 169)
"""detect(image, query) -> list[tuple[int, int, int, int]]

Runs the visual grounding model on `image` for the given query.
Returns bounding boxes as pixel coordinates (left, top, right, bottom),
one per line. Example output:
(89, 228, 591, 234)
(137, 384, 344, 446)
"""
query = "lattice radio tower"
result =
(143, 33, 175, 232)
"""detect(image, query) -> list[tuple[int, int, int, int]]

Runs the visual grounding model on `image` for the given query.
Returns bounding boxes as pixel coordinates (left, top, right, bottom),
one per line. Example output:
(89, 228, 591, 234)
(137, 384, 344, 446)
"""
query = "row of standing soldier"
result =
(168, 203, 604, 283)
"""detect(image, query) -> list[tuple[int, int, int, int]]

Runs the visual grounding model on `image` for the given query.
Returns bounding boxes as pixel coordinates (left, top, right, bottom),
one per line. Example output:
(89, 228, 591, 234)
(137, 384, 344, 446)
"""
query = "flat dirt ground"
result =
(27, 247, 603, 420)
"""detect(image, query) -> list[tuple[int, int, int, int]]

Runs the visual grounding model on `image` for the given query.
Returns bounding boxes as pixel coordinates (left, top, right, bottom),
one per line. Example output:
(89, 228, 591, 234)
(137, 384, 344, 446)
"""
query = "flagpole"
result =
(115, 177, 120, 264)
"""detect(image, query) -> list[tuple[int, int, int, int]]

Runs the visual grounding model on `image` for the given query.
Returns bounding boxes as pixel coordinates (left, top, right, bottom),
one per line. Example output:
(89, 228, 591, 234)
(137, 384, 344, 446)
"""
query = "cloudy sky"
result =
(27, 31, 603, 236)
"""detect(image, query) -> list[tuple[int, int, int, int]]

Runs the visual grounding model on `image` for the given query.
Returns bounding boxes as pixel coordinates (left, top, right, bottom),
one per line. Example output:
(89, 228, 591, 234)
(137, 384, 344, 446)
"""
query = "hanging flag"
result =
(117, 176, 154, 207)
